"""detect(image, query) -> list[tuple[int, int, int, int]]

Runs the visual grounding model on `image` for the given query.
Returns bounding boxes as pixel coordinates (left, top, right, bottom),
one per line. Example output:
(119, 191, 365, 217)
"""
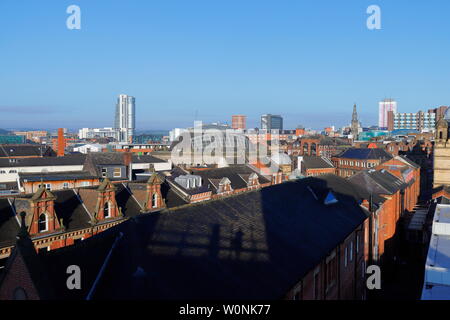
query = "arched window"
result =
(104, 202, 111, 218)
(303, 143, 309, 155)
(311, 143, 317, 156)
(38, 213, 47, 233)
(152, 193, 158, 208)
(13, 287, 28, 300)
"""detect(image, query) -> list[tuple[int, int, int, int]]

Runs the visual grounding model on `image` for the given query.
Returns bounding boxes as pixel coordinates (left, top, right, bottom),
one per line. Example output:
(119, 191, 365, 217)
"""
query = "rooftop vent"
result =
(324, 190, 339, 205)
(175, 174, 202, 190)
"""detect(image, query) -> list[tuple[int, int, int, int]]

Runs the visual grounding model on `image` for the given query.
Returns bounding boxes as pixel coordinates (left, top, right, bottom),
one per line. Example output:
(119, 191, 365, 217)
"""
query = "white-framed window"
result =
(9, 170, 17, 173)
(63, 182, 69, 189)
(38, 213, 48, 233)
(0, 170, 6, 174)
(101, 168, 107, 177)
(113, 167, 121, 178)
(81, 181, 90, 187)
(39, 183, 51, 190)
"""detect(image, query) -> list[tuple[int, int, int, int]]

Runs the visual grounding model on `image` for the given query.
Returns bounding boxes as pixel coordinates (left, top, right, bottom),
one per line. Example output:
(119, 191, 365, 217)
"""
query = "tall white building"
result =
(379, 99, 397, 129)
(78, 127, 118, 140)
(115, 94, 135, 143)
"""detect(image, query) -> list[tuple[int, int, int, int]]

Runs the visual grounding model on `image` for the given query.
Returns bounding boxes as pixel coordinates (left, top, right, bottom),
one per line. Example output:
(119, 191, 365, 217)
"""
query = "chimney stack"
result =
(57, 128, 65, 157)
(123, 150, 133, 181)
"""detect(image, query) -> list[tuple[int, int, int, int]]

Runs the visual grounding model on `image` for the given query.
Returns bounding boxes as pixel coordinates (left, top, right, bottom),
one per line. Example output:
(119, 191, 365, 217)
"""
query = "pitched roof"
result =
(0, 198, 19, 248)
(84, 152, 165, 166)
(337, 148, 393, 161)
(302, 156, 334, 169)
(87, 177, 368, 299)
(19, 171, 97, 182)
(0, 154, 86, 168)
(192, 165, 271, 194)
(0, 216, 55, 299)
(349, 169, 407, 197)
(38, 225, 120, 299)
(0, 144, 54, 158)
(114, 184, 143, 217)
(53, 190, 93, 231)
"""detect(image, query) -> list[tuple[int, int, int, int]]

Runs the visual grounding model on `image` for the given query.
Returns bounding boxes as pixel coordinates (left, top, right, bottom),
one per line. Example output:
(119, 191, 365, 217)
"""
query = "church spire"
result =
(352, 104, 358, 122)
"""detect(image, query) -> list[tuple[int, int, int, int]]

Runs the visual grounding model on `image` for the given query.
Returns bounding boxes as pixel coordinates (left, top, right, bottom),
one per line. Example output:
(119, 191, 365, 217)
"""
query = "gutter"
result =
(86, 231, 124, 300)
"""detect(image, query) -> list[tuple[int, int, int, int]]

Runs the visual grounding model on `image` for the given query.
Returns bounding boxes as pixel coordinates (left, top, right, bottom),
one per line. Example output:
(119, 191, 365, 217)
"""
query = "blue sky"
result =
(1, 0, 450, 131)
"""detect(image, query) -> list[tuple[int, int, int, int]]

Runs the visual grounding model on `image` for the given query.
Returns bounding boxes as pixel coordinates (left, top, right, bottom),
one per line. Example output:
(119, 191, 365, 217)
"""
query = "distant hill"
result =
(0, 129, 10, 135)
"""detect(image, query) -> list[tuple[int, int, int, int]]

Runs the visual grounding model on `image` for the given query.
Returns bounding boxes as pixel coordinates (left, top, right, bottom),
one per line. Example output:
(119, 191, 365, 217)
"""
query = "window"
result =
(101, 168, 107, 177)
(38, 247, 49, 254)
(38, 213, 47, 232)
(0, 170, 5, 174)
(349, 241, 353, 261)
(63, 182, 69, 189)
(104, 202, 111, 218)
(325, 253, 337, 291)
(313, 270, 320, 299)
(356, 234, 359, 253)
(292, 284, 302, 300)
(81, 181, 90, 187)
(13, 287, 27, 300)
(152, 193, 158, 208)
(344, 247, 348, 267)
(39, 183, 51, 191)
(9, 170, 17, 173)
(113, 167, 121, 178)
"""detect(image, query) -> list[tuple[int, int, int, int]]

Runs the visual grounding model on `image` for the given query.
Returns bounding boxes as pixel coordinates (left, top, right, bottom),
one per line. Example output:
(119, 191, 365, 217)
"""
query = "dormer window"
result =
(38, 213, 48, 232)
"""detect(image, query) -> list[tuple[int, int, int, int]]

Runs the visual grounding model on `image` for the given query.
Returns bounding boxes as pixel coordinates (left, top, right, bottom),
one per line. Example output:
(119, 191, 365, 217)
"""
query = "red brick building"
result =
(332, 147, 393, 178)
(0, 174, 370, 300)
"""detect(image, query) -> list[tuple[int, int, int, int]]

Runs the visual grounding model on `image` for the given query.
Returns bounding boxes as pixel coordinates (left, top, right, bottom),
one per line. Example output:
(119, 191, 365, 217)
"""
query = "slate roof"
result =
(302, 156, 335, 169)
(0, 220, 56, 299)
(0, 198, 19, 248)
(38, 225, 121, 299)
(192, 165, 271, 194)
(0, 144, 54, 158)
(53, 190, 93, 231)
(84, 153, 165, 166)
(19, 171, 97, 182)
(128, 174, 189, 209)
(398, 155, 421, 169)
(83, 176, 369, 299)
(114, 184, 143, 217)
(348, 169, 407, 198)
(336, 148, 393, 161)
(0, 154, 86, 168)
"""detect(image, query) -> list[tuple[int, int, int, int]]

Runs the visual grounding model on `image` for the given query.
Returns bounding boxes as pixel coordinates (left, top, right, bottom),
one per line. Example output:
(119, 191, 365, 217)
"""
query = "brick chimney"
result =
(57, 128, 65, 157)
(123, 150, 132, 181)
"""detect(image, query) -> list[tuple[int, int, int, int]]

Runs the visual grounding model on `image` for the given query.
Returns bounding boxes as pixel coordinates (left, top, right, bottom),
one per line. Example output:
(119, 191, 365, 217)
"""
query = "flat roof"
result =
(422, 204, 450, 299)
(435, 204, 450, 224)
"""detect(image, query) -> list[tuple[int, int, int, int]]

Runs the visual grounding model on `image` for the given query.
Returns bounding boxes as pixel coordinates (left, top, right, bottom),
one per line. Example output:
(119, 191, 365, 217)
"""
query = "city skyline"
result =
(2, 1, 450, 130)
